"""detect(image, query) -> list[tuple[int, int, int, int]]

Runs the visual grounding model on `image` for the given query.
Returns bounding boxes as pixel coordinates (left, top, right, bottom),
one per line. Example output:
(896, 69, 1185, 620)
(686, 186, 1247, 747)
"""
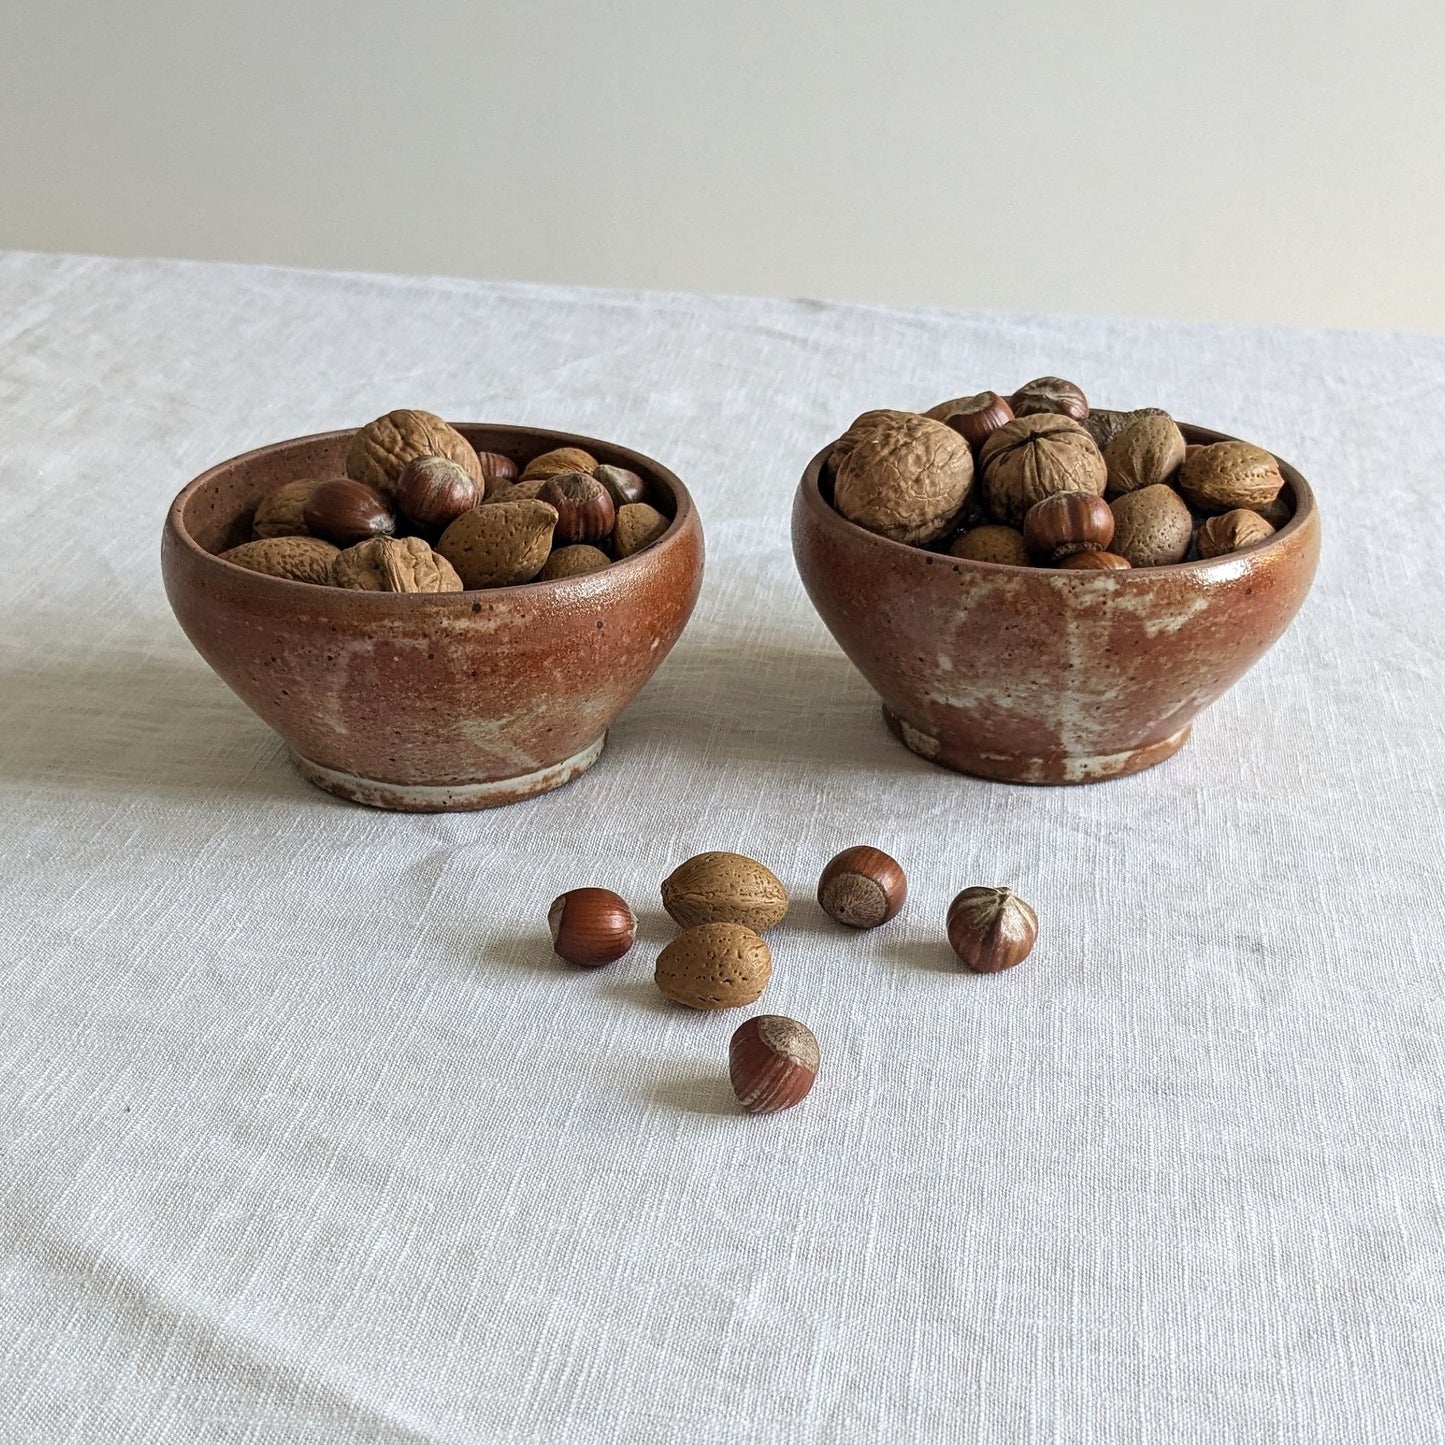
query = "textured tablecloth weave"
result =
(1, 251, 1442, 1444)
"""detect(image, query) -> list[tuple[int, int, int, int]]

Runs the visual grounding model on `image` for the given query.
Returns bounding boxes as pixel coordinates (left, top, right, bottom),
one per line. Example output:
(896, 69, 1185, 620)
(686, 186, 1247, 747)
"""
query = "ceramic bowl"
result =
(791, 424, 1320, 784)
(163, 424, 704, 810)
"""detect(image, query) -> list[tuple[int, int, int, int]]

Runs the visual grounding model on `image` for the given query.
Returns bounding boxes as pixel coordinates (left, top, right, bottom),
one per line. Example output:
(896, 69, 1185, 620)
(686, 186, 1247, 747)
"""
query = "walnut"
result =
(252, 478, 321, 538)
(345, 410, 484, 500)
(832, 412, 974, 545)
(1109, 484, 1193, 567)
(219, 536, 339, 584)
(1196, 509, 1275, 559)
(330, 536, 463, 592)
(1084, 406, 1169, 450)
(1177, 441, 1284, 514)
(519, 447, 598, 482)
(1009, 376, 1088, 421)
(829, 409, 913, 474)
(1103, 413, 1186, 496)
(978, 414, 1106, 527)
(436, 499, 559, 588)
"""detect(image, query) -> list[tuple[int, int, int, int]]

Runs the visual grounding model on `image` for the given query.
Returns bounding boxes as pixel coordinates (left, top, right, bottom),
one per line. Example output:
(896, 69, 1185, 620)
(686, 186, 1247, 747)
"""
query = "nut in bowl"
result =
(792, 383, 1320, 784)
(162, 421, 704, 810)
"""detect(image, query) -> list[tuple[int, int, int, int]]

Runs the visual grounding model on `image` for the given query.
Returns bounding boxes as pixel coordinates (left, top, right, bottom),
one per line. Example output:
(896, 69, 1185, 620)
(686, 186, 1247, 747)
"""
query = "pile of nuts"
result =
(827, 377, 1291, 569)
(217, 408, 672, 592)
(549, 847, 1038, 1116)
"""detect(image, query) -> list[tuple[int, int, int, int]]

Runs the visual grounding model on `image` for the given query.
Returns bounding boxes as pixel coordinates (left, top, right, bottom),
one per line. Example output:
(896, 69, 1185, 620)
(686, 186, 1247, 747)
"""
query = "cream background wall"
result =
(1, 0, 1439, 331)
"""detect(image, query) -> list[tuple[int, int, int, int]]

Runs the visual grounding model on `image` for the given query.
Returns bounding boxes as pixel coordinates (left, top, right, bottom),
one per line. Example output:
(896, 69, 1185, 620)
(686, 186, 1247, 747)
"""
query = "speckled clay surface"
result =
(163, 425, 704, 810)
(792, 425, 1320, 784)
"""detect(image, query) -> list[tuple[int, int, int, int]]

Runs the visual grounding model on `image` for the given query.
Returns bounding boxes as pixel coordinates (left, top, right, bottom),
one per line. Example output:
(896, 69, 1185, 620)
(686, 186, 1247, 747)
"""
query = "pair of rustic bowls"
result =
(162, 419, 1320, 809)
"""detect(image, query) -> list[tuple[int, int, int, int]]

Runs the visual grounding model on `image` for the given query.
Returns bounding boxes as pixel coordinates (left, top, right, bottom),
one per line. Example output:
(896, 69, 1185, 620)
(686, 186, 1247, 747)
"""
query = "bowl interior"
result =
(808, 422, 1315, 574)
(175, 423, 689, 567)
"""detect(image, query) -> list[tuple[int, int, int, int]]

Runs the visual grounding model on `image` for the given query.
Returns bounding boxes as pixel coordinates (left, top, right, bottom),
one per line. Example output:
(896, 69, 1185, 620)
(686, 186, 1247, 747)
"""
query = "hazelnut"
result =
(1022, 491, 1115, 562)
(219, 536, 340, 584)
(346, 410, 485, 499)
(947, 525, 1030, 566)
(302, 478, 396, 545)
(595, 464, 648, 507)
(330, 536, 463, 592)
(729, 1016, 819, 1115)
(655, 922, 772, 1009)
(436, 499, 559, 588)
(541, 545, 612, 580)
(1109, 484, 1193, 567)
(474, 450, 518, 495)
(1009, 376, 1088, 421)
(947, 887, 1038, 973)
(662, 852, 789, 932)
(979, 414, 1106, 528)
(1103, 413, 1187, 496)
(252, 478, 321, 539)
(1084, 406, 1170, 451)
(1057, 550, 1131, 571)
(548, 888, 636, 967)
(1196, 509, 1275, 559)
(924, 391, 1015, 449)
(832, 411, 974, 546)
(520, 446, 598, 483)
(613, 502, 670, 558)
(817, 846, 906, 929)
(395, 455, 481, 529)
(1177, 441, 1284, 514)
(537, 471, 616, 545)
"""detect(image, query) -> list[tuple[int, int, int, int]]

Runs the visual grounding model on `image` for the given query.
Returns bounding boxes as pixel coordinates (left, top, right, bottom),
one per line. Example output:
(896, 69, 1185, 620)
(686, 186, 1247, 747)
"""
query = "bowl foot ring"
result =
(290, 733, 607, 811)
(882, 707, 1190, 784)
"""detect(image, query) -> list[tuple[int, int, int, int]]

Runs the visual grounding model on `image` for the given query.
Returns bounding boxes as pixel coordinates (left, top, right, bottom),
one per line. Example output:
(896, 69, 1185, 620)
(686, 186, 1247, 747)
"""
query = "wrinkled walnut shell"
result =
(1103, 413, 1187, 496)
(330, 536, 463, 592)
(1009, 376, 1088, 421)
(1109, 484, 1193, 567)
(1177, 441, 1285, 514)
(979, 414, 1106, 528)
(345, 410, 485, 500)
(436, 499, 559, 588)
(1196, 509, 1275, 559)
(220, 536, 339, 584)
(252, 478, 322, 539)
(832, 411, 974, 546)
(519, 446, 598, 482)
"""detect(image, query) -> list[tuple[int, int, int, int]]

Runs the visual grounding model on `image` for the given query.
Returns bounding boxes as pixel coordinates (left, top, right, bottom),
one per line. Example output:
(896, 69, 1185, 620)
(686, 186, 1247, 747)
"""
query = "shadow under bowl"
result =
(162, 424, 704, 810)
(791, 424, 1320, 784)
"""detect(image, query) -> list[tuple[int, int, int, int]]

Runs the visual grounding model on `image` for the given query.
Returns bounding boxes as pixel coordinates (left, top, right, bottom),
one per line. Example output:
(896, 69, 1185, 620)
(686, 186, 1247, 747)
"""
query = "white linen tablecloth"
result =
(1, 250, 1443, 1444)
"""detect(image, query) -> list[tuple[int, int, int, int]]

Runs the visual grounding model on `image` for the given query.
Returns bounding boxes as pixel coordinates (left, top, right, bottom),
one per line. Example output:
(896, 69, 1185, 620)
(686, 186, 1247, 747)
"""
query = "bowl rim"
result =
(799, 421, 1317, 576)
(166, 421, 698, 600)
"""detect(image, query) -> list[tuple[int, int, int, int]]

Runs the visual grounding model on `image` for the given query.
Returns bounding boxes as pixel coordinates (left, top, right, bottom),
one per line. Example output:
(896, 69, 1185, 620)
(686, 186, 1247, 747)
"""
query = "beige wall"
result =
(2, 2, 1438, 332)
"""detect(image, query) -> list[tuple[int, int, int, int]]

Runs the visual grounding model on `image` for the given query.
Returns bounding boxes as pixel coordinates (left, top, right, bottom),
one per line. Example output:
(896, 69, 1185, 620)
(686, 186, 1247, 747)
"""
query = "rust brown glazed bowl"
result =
(163, 424, 704, 810)
(792, 425, 1319, 784)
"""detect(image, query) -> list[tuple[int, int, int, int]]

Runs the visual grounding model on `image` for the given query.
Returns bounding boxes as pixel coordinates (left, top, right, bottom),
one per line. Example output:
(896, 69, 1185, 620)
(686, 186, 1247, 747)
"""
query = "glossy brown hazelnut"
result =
(947, 887, 1038, 973)
(817, 846, 907, 928)
(301, 477, 396, 545)
(395, 455, 481, 529)
(474, 450, 518, 496)
(548, 887, 637, 966)
(1057, 550, 1131, 571)
(1009, 376, 1089, 422)
(925, 391, 1015, 449)
(595, 464, 648, 507)
(1022, 490, 1115, 561)
(729, 1016, 819, 1115)
(537, 471, 616, 546)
